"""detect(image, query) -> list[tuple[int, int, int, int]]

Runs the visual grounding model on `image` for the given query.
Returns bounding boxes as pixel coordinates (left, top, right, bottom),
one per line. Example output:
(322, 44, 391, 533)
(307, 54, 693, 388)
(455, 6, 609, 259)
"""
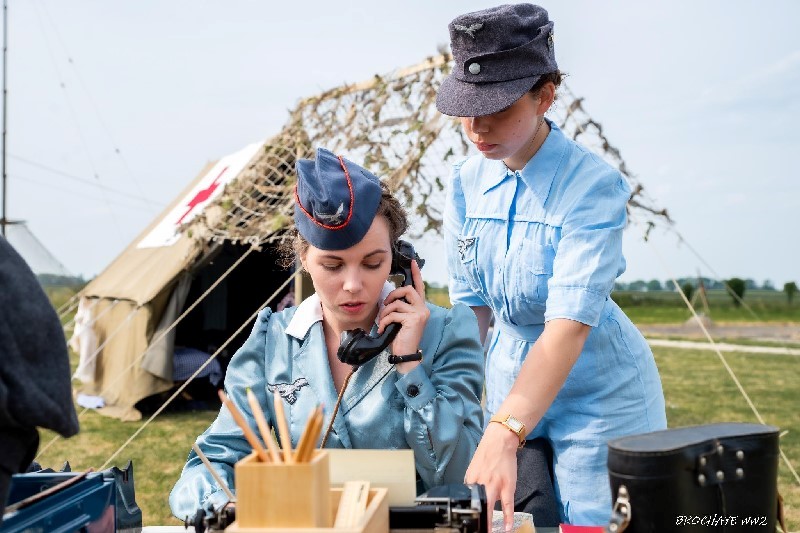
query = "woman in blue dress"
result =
(437, 4, 667, 528)
(169, 147, 485, 521)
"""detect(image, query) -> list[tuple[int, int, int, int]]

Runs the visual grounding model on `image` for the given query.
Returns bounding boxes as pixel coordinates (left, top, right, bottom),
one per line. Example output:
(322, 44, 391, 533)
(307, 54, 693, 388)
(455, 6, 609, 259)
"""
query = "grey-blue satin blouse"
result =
(169, 287, 484, 520)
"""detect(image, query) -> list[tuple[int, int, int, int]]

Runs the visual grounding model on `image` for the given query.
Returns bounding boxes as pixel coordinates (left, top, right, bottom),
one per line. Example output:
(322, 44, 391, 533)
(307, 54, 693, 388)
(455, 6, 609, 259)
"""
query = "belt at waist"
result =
(496, 321, 544, 342)
(496, 301, 618, 342)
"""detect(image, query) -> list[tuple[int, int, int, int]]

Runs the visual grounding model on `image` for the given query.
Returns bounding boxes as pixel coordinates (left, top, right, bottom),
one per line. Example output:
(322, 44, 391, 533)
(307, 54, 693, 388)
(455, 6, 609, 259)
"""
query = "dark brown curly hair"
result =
(530, 71, 565, 110)
(531, 70, 564, 94)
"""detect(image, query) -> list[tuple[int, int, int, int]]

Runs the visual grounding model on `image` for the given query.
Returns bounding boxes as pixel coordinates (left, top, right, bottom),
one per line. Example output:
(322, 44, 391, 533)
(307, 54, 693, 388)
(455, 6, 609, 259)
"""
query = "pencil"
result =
(246, 388, 283, 463)
(218, 389, 270, 462)
(273, 390, 294, 464)
(294, 411, 314, 463)
(304, 406, 324, 462)
(192, 442, 237, 503)
(295, 405, 323, 462)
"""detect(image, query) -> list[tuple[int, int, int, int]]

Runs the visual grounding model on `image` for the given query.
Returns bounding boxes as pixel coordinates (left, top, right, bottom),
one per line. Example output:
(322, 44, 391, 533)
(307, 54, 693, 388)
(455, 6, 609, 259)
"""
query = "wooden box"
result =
(234, 450, 331, 528)
(326, 449, 416, 506)
(226, 487, 389, 533)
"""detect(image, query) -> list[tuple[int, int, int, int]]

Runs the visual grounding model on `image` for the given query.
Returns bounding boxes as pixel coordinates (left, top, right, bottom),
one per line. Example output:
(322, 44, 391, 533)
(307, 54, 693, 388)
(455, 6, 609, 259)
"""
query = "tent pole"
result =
(1, 0, 7, 237)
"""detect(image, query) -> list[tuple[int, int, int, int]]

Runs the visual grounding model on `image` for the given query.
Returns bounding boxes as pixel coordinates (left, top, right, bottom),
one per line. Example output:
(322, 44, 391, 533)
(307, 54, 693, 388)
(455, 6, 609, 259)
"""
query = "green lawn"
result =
(37, 409, 218, 526)
(427, 287, 800, 324)
(654, 347, 800, 530)
(36, 285, 800, 528)
(614, 289, 800, 324)
(32, 345, 800, 529)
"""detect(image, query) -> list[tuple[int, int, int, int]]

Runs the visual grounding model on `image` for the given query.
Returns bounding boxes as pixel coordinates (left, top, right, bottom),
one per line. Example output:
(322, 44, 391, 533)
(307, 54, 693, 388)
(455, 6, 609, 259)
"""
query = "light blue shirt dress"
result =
(169, 283, 485, 520)
(444, 120, 667, 525)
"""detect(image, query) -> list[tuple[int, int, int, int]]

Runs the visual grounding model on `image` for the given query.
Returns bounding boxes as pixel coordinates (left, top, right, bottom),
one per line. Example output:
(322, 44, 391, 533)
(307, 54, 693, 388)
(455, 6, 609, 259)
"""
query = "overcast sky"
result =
(3, 1, 799, 287)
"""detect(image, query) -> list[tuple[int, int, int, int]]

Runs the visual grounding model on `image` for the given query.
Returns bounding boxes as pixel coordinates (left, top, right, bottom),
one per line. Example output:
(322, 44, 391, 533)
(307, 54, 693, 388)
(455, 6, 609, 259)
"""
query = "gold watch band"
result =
(489, 413, 526, 448)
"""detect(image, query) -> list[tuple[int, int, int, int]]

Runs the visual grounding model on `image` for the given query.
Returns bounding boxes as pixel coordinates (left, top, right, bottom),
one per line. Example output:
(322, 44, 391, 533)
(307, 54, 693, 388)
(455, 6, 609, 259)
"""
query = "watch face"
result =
(506, 416, 524, 433)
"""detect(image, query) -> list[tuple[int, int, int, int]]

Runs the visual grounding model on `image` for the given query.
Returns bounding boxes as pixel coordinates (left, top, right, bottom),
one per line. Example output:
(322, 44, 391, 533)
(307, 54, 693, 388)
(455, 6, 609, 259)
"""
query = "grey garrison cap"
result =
(436, 4, 558, 117)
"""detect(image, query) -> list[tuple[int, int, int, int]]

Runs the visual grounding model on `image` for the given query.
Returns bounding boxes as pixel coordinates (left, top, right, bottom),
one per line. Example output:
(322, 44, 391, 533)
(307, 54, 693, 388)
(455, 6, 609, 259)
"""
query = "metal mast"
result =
(1, 0, 7, 236)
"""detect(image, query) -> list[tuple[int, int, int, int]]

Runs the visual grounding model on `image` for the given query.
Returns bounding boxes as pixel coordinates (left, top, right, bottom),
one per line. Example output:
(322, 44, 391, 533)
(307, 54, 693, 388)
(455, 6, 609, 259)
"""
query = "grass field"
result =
(36, 285, 800, 529)
(426, 286, 800, 324)
(654, 348, 800, 531)
(614, 289, 800, 324)
(32, 345, 800, 529)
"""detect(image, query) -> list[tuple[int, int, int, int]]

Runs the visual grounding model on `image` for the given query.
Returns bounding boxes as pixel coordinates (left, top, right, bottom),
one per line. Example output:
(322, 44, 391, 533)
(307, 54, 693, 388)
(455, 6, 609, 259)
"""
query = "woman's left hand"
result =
(378, 259, 429, 371)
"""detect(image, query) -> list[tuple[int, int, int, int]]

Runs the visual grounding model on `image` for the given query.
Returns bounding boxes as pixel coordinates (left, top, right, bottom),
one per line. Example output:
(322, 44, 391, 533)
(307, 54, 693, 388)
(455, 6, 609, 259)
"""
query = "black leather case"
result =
(607, 423, 779, 532)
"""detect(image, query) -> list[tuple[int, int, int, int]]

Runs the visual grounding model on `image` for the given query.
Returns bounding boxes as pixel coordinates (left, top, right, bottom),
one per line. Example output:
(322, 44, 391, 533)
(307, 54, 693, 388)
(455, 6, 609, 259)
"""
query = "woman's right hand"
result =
(465, 422, 521, 532)
(378, 259, 429, 369)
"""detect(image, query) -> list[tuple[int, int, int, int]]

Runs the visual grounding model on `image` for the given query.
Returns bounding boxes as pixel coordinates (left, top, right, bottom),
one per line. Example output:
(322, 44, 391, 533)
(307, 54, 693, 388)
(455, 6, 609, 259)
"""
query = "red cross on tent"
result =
(176, 166, 229, 225)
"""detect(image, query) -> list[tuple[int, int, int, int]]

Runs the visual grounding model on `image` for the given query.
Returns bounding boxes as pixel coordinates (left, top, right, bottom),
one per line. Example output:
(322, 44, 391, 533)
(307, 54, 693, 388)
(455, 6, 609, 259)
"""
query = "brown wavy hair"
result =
(531, 70, 565, 108)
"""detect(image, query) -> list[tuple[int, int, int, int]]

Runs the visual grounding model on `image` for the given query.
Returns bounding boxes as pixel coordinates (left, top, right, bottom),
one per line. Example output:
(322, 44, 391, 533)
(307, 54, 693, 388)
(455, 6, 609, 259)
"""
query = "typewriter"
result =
(389, 484, 488, 533)
(1, 462, 142, 533)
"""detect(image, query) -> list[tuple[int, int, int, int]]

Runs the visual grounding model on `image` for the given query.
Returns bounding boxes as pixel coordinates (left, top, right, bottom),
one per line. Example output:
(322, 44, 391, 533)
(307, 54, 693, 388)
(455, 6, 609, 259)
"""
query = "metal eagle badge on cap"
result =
(314, 202, 345, 225)
(454, 22, 483, 38)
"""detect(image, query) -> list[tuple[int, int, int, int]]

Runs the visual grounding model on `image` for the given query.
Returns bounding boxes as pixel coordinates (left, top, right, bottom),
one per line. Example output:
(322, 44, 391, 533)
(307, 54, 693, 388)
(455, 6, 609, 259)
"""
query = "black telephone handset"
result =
(336, 240, 425, 367)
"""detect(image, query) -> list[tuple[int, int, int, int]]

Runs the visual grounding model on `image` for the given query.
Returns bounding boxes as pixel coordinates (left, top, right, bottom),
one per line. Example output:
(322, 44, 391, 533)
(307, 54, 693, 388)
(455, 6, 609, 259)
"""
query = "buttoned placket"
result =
(500, 168, 523, 323)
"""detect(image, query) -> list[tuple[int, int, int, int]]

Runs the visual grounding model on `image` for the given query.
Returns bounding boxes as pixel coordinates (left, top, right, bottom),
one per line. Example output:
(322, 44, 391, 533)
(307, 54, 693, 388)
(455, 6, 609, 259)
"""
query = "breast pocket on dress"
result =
(517, 240, 555, 308)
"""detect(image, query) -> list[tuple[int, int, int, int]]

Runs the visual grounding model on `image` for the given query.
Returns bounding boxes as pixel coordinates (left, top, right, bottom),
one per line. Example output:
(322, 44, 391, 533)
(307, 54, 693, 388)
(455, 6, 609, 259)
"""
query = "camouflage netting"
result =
(183, 53, 670, 249)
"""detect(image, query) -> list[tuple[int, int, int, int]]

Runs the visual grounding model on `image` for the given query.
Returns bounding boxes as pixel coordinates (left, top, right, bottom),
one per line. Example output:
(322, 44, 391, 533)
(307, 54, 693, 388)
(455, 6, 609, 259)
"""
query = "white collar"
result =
(284, 280, 395, 340)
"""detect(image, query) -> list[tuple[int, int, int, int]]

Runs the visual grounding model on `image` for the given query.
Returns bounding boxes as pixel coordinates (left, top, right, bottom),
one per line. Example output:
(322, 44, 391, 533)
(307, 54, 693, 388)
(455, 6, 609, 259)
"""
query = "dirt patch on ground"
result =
(638, 321, 800, 343)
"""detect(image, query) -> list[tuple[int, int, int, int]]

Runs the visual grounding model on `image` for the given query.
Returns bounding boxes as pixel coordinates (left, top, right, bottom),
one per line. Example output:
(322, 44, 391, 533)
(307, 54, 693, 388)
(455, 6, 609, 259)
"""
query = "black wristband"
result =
(388, 350, 423, 364)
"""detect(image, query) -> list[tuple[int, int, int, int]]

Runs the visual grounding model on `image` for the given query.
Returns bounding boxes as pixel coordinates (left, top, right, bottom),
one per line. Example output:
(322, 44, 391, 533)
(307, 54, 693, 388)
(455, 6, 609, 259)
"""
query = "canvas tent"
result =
(71, 141, 301, 421)
(66, 53, 668, 421)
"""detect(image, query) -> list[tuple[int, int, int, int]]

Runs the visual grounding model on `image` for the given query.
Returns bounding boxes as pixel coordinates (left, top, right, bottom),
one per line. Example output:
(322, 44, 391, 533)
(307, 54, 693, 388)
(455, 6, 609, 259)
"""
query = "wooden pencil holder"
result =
(226, 487, 389, 533)
(234, 450, 331, 528)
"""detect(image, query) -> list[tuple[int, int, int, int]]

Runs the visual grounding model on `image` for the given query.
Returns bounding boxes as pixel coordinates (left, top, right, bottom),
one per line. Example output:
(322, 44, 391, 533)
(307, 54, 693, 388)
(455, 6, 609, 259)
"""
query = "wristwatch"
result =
(388, 350, 423, 364)
(489, 413, 526, 448)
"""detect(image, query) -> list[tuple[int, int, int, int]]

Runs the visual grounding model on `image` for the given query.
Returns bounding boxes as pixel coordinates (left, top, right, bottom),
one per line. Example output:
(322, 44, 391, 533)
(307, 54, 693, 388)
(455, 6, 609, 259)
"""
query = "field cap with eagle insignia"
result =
(294, 147, 383, 250)
(436, 3, 558, 117)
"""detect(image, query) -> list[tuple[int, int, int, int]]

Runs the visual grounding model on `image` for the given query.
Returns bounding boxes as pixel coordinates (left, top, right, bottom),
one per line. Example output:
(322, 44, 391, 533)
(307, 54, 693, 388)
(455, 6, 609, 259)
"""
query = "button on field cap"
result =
(294, 147, 383, 251)
(436, 3, 558, 117)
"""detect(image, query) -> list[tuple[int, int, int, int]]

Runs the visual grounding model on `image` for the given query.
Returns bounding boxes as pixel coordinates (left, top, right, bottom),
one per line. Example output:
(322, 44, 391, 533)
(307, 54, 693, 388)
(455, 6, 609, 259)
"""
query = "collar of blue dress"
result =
(480, 118, 567, 203)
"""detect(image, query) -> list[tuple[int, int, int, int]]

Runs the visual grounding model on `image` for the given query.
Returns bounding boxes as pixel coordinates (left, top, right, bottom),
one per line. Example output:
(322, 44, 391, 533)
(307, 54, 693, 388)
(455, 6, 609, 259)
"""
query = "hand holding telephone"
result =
(336, 240, 425, 367)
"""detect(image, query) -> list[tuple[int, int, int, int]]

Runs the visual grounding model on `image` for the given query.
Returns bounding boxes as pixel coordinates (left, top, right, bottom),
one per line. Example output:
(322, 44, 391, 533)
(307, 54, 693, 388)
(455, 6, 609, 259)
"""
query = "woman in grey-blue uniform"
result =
(437, 4, 667, 528)
(169, 147, 485, 521)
